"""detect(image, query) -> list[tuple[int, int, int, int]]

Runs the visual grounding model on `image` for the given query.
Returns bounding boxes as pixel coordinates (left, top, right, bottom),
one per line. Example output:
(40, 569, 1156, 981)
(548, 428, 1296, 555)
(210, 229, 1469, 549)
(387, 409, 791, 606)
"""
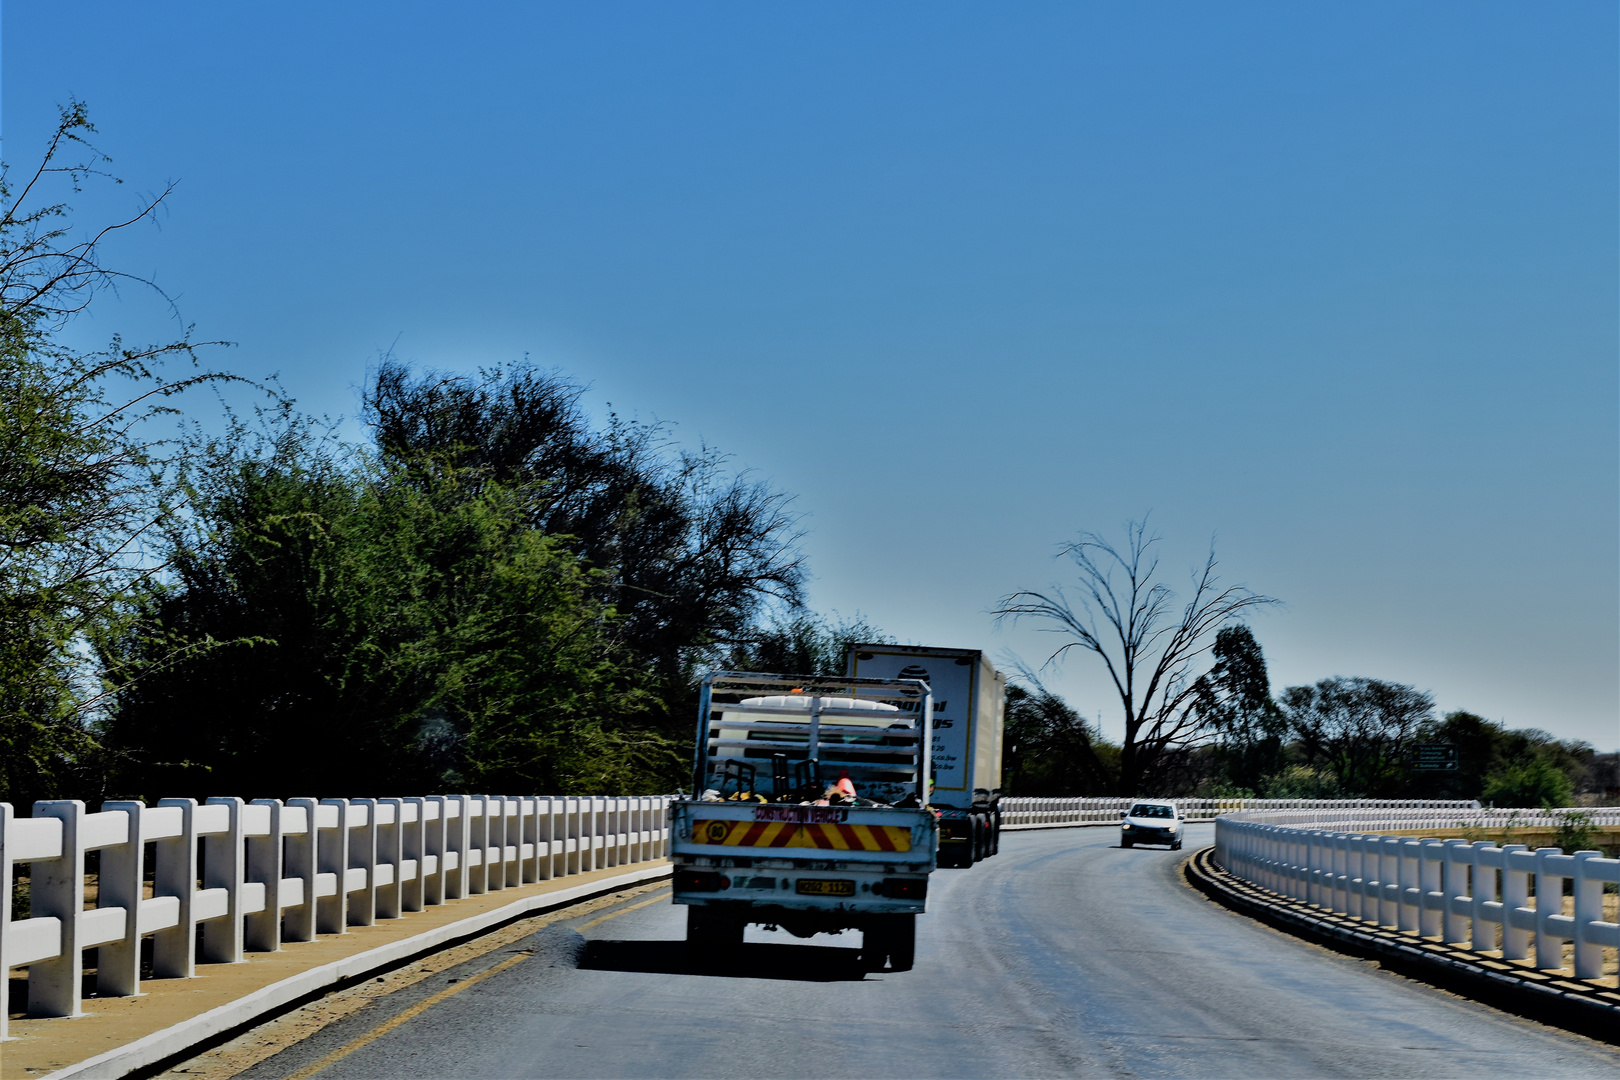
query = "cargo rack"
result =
(693, 671, 934, 805)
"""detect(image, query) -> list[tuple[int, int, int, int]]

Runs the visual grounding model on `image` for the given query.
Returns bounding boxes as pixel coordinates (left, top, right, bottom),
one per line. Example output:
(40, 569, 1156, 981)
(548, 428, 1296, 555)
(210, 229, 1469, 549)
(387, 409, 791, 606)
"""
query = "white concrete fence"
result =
(1000, 797, 1481, 827)
(1214, 807, 1620, 984)
(0, 794, 670, 1038)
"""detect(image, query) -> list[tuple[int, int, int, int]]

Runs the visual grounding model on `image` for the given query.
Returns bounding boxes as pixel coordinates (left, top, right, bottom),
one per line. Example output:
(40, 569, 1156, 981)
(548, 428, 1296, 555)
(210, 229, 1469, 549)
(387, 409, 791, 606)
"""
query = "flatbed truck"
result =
(668, 671, 939, 971)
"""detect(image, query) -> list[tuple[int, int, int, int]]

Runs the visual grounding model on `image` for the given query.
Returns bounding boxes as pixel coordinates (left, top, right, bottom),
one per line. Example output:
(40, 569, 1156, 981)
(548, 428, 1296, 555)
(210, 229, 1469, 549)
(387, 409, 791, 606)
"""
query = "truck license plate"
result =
(796, 879, 856, 897)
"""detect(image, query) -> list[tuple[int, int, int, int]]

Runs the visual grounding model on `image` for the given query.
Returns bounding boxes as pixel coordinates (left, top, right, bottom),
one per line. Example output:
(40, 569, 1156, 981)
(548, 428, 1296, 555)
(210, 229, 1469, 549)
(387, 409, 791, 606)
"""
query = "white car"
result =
(1120, 799, 1182, 850)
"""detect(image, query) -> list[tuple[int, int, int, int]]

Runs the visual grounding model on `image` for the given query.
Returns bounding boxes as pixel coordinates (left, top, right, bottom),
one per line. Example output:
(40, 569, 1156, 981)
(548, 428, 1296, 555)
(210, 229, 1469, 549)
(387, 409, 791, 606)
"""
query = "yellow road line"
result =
(282, 952, 528, 1080)
(575, 890, 669, 931)
(281, 889, 671, 1080)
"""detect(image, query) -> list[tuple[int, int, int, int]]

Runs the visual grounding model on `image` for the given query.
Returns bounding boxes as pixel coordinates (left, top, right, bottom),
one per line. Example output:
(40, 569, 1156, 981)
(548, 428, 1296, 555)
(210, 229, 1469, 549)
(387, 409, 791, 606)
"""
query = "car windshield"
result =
(1129, 804, 1173, 818)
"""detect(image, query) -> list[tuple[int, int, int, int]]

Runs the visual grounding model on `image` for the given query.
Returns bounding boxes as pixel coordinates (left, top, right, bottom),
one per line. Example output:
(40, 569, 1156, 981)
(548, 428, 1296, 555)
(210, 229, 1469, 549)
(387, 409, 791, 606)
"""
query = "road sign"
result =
(1412, 743, 1458, 772)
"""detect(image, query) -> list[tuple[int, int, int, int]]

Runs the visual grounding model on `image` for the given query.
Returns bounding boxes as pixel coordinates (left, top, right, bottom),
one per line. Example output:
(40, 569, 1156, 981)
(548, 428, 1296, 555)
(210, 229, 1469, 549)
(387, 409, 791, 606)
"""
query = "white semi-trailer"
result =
(668, 671, 940, 971)
(846, 645, 1006, 868)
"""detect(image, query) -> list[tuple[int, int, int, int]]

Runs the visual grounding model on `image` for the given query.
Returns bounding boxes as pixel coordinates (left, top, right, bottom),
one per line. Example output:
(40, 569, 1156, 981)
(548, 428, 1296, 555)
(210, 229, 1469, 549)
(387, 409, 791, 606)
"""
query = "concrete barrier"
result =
(1000, 796, 1480, 829)
(1214, 808, 1619, 987)
(0, 793, 670, 1039)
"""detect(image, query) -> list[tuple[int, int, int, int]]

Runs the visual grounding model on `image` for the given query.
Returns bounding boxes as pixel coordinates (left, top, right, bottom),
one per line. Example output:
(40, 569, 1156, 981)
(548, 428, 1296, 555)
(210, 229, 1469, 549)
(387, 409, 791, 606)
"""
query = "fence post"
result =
(153, 798, 199, 977)
(520, 797, 539, 882)
(28, 800, 85, 1018)
(97, 801, 144, 997)
(1396, 838, 1421, 932)
(1533, 848, 1563, 970)
(445, 796, 469, 899)
(1330, 832, 1349, 914)
(377, 799, 404, 919)
(1471, 843, 1499, 953)
(245, 799, 285, 952)
(317, 799, 350, 933)
(1377, 837, 1401, 927)
(0, 802, 13, 1039)
(283, 798, 318, 943)
(535, 797, 554, 881)
(1418, 839, 1443, 938)
(505, 796, 522, 886)
(201, 797, 246, 964)
(483, 796, 503, 892)
(1440, 839, 1469, 944)
(402, 797, 427, 912)
(466, 795, 487, 894)
(425, 796, 448, 904)
(1500, 844, 1531, 960)
(1571, 850, 1603, 979)
(348, 799, 378, 926)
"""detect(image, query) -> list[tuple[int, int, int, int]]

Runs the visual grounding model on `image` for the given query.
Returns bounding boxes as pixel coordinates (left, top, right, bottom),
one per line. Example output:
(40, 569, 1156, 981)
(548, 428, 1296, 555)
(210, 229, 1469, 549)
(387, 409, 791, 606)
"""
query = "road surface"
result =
(237, 825, 1617, 1078)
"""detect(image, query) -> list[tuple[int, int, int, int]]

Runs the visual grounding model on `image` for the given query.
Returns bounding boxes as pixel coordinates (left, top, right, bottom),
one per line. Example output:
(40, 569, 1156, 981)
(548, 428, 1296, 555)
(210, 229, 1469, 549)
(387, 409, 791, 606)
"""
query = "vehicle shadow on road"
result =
(580, 939, 868, 982)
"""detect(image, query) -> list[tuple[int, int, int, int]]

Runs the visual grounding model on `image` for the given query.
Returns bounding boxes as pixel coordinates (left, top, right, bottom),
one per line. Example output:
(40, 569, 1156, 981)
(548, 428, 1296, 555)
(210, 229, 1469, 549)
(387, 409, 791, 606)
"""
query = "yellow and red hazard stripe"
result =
(693, 819, 911, 852)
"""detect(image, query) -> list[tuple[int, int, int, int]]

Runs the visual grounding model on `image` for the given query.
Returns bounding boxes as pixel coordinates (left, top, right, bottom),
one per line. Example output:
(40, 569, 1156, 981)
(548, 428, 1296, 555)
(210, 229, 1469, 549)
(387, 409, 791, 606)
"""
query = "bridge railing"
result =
(1214, 809, 1620, 984)
(0, 793, 670, 1038)
(999, 797, 1481, 827)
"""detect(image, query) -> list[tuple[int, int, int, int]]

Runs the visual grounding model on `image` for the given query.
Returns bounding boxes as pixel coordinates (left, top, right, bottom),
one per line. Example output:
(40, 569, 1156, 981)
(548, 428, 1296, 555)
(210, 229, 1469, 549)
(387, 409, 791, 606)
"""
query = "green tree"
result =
(1279, 677, 1433, 797)
(102, 416, 673, 798)
(363, 360, 806, 690)
(1482, 754, 1574, 808)
(1001, 682, 1118, 796)
(720, 611, 891, 677)
(0, 104, 230, 807)
(1407, 710, 1504, 799)
(1190, 625, 1286, 794)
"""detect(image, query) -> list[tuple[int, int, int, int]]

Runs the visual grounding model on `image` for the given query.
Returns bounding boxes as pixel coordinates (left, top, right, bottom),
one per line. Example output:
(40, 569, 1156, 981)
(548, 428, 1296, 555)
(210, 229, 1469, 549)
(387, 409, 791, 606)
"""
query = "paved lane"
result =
(242, 827, 1617, 1079)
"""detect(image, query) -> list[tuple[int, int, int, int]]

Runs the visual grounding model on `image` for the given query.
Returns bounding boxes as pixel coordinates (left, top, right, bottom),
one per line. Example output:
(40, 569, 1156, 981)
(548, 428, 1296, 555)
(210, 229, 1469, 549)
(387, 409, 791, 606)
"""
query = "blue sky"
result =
(6, 2, 1616, 748)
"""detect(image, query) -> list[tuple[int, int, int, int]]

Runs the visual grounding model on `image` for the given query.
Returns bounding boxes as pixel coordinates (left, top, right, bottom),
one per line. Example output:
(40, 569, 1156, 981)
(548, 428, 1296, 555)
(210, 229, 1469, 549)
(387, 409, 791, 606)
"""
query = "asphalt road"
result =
(239, 826, 1617, 1079)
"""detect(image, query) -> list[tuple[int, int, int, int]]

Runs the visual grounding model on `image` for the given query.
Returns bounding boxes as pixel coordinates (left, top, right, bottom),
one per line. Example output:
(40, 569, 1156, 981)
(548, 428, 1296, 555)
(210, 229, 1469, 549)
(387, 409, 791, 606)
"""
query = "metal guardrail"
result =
(0, 794, 671, 1038)
(1214, 808, 1620, 986)
(999, 797, 1482, 826)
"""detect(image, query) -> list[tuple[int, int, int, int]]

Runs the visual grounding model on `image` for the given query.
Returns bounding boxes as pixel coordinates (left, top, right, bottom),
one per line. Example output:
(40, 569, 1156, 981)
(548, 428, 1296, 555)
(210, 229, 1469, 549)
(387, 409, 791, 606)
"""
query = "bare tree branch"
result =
(995, 516, 1277, 794)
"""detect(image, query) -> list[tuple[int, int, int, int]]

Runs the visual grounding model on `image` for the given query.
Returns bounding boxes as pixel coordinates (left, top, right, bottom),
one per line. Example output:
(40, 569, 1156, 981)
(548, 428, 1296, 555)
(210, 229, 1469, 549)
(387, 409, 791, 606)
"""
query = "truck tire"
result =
(990, 811, 1001, 856)
(863, 914, 916, 973)
(887, 913, 916, 972)
(687, 906, 744, 949)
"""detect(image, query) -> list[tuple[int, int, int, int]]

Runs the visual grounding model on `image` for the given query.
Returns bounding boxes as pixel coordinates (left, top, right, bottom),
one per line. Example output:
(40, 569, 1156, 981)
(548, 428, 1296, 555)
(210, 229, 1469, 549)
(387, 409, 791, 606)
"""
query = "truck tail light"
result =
(674, 870, 726, 892)
(877, 878, 927, 901)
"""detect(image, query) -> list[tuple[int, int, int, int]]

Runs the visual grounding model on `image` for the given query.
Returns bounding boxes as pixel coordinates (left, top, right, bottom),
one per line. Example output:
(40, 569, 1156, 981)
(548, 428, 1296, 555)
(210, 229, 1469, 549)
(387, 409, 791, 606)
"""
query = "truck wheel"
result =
(887, 914, 916, 972)
(863, 914, 916, 972)
(687, 906, 743, 949)
(861, 923, 889, 972)
(989, 814, 1000, 857)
